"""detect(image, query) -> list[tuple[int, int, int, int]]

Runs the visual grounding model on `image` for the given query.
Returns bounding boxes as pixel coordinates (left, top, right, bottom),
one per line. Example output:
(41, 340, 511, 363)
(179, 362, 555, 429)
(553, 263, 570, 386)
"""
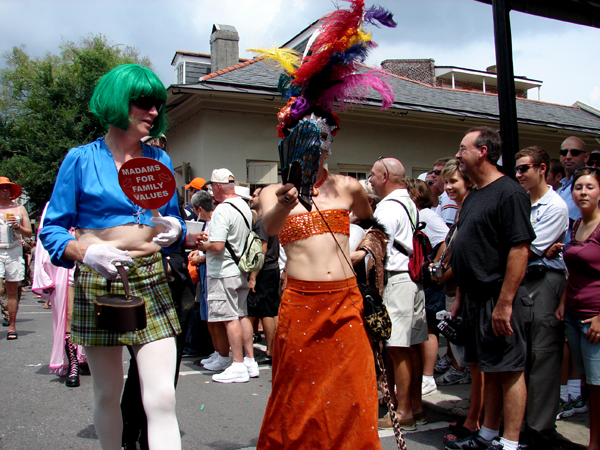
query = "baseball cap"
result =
(210, 168, 235, 184)
(185, 177, 207, 190)
(588, 150, 600, 162)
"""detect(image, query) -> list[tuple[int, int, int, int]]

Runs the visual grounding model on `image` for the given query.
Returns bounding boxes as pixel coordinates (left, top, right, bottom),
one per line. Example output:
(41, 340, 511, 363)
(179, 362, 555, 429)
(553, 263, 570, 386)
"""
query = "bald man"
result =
(556, 136, 589, 243)
(369, 157, 428, 431)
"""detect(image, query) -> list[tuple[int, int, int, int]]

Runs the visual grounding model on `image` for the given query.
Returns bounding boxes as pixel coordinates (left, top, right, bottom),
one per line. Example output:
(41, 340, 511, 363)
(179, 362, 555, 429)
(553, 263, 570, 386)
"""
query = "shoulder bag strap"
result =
(386, 198, 416, 256)
(222, 201, 251, 265)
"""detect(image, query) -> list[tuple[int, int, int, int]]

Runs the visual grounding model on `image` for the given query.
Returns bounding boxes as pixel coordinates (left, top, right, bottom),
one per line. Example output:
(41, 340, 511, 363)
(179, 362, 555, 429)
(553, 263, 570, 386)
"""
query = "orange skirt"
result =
(257, 277, 381, 450)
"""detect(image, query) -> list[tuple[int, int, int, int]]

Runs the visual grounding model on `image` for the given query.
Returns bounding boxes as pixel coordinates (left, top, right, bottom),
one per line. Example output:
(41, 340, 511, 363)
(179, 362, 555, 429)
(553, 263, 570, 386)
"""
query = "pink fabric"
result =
(565, 219, 600, 318)
(32, 205, 86, 375)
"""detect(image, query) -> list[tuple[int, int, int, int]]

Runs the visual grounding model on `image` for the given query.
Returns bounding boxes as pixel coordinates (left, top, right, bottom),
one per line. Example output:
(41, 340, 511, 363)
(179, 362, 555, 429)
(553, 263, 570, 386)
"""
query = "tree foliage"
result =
(0, 34, 153, 213)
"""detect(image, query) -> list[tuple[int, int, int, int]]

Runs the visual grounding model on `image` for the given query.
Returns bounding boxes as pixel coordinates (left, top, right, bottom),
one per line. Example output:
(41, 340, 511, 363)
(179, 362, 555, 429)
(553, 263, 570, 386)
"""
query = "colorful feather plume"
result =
(249, 0, 396, 136)
(247, 47, 301, 74)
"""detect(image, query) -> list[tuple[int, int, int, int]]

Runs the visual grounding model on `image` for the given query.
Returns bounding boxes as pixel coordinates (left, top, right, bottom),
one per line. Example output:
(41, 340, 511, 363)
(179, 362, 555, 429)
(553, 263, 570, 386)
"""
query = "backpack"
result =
(388, 199, 432, 283)
(223, 202, 265, 273)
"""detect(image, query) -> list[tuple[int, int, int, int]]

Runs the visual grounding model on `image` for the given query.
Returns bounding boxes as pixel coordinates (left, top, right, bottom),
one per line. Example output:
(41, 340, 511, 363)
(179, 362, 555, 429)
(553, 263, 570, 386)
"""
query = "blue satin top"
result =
(40, 137, 185, 268)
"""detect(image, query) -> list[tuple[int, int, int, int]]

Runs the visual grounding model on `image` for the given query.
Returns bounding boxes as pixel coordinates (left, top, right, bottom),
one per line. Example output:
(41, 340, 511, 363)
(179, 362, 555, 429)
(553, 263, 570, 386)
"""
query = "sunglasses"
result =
(588, 161, 600, 168)
(428, 170, 441, 176)
(131, 95, 164, 113)
(559, 149, 586, 157)
(515, 163, 541, 174)
(574, 166, 600, 176)
(377, 156, 390, 178)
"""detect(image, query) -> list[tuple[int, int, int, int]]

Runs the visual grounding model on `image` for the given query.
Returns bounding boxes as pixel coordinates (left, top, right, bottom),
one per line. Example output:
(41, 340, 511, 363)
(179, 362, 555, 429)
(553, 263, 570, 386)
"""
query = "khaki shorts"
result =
(383, 272, 428, 347)
(207, 274, 249, 322)
(0, 246, 25, 282)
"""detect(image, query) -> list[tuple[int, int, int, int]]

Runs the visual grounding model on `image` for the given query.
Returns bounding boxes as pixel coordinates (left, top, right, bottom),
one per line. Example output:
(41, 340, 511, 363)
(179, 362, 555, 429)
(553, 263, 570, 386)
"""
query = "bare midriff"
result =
(77, 223, 161, 258)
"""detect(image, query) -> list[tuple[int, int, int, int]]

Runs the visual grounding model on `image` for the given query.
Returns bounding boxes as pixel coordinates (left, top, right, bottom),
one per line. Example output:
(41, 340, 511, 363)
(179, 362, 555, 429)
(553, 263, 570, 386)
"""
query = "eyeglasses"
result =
(588, 161, 600, 168)
(559, 149, 586, 157)
(428, 170, 441, 176)
(377, 156, 390, 178)
(131, 95, 165, 113)
(515, 163, 541, 174)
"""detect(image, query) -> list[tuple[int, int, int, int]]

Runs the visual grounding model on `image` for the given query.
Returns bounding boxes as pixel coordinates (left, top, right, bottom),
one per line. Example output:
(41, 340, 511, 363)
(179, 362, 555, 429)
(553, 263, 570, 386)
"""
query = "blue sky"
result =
(1, 0, 600, 109)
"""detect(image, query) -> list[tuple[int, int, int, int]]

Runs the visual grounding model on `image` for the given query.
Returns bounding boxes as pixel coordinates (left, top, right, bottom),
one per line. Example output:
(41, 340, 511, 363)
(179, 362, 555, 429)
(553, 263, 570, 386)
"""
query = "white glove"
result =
(151, 216, 182, 247)
(82, 244, 132, 280)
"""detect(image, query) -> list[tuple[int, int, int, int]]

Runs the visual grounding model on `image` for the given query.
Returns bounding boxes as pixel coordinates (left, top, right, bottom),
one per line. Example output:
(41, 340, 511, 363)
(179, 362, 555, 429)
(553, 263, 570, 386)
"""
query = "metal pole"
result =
(492, 0, 519, 177)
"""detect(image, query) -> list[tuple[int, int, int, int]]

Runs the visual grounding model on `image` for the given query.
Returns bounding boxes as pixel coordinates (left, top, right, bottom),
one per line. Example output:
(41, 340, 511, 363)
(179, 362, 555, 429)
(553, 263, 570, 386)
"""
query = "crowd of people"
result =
(2, 8, 599, 449)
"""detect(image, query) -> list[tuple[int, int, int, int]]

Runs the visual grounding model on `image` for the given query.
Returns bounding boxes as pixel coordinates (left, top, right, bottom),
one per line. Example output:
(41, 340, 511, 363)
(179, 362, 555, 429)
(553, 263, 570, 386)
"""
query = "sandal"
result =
(7, 331, 18, 340)
(444, 425, 477, 442)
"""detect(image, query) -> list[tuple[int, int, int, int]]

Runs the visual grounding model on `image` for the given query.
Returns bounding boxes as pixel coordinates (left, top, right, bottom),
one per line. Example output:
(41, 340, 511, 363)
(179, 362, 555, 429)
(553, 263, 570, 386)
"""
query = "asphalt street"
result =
(0, 290, 588, 449)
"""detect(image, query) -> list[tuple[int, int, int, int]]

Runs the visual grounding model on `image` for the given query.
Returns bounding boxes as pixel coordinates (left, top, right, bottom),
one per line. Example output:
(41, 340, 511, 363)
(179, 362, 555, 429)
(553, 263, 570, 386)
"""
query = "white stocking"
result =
(84, 346, 124, 450)
(133, 337, 181, 450)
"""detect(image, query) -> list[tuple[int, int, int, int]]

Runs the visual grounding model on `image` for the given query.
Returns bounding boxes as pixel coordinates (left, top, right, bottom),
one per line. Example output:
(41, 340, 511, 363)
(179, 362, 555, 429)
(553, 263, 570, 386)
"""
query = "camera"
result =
(429, 262, 443, 278)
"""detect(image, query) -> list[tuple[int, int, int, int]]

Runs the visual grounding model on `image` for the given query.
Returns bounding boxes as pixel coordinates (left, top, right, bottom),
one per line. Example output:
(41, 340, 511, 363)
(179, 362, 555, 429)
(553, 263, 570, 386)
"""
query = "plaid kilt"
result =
(72, 252, 181, 347)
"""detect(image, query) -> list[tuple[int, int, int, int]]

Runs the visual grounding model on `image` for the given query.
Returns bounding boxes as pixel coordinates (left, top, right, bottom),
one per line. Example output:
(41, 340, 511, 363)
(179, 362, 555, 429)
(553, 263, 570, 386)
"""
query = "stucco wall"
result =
(165, 97, 591, 190)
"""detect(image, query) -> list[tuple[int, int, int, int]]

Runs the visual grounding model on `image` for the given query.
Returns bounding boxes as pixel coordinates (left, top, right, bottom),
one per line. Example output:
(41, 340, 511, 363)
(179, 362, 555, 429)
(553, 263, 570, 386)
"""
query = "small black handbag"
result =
(93, 265, 147, 332)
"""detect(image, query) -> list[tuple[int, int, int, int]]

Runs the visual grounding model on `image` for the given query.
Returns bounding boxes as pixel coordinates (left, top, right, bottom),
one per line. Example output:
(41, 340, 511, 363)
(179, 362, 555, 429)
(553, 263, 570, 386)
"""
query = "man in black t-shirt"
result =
(448, 127, 535, 450)
(248, 186, 281, 365)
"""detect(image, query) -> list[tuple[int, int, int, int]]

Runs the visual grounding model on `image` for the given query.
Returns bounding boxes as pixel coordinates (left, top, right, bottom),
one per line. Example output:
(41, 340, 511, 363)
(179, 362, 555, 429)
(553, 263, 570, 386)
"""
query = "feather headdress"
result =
(249, 0, 397, 137)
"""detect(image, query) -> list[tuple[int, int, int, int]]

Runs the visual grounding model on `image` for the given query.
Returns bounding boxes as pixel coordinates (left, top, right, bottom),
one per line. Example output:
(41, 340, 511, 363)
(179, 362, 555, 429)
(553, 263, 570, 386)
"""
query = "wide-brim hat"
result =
(0, 177, 22, 200)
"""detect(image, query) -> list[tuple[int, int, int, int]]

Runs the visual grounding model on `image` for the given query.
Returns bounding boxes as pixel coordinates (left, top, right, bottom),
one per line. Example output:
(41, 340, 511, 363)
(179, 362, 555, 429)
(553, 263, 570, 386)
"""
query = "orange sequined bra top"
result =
(278, 209, 350, 246)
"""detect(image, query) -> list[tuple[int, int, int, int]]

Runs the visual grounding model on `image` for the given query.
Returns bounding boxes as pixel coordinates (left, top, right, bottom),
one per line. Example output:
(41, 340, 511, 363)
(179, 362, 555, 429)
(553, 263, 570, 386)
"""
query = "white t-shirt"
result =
(206, 197, 252, 278)
(374, 189, 416, 272)
(529, 187, 568, 271)
(435, 192, 458, 226)
(419, 208, 449, 249)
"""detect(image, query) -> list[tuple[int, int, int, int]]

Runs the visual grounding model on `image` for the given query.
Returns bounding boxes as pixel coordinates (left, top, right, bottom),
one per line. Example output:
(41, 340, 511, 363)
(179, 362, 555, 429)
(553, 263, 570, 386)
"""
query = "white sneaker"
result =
(200, 351, 219, 366)
(212, 364, 249, 383)
(204, 356, 232, 371)
(422, 377, 437, 396)
(244, 357, 259, 378)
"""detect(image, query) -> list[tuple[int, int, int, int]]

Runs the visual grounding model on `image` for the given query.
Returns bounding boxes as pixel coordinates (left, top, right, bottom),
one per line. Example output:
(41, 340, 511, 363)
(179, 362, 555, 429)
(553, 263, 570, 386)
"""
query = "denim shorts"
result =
(565, 312, 600, 385)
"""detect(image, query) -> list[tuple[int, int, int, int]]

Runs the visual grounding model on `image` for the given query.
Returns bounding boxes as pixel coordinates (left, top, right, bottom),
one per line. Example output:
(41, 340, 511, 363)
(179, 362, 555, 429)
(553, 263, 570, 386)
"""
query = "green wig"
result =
(90, 64, 168, 137)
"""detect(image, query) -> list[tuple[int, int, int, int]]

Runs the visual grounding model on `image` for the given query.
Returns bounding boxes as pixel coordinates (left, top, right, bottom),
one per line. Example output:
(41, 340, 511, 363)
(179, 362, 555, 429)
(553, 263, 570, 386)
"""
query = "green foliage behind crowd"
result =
(0, 34, 153, 213)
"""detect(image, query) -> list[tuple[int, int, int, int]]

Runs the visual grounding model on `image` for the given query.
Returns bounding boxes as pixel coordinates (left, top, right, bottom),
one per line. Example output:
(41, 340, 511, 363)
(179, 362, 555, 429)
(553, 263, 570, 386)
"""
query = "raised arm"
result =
(261, 183, 298, 236)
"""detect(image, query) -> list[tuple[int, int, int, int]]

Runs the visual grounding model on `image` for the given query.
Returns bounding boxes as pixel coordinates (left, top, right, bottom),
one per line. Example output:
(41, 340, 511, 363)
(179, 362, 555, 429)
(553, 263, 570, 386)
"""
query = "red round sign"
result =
(118, 157, 177, 210)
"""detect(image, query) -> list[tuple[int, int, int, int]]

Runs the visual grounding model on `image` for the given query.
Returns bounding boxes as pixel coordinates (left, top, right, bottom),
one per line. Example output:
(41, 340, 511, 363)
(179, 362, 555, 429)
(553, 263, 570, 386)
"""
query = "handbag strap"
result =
(375, 345, 407, 450)
(105, 264, 132, 300)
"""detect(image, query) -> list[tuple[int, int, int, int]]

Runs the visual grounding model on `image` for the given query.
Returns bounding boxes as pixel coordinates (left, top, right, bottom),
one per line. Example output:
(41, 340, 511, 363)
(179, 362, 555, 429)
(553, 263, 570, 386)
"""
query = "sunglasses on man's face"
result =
(131, 95, 164, 113)
(588, 160, 600, 168)
(428, 170, 441, 176)
(515, 163, 541, 174)
(559, 149, 586, 157)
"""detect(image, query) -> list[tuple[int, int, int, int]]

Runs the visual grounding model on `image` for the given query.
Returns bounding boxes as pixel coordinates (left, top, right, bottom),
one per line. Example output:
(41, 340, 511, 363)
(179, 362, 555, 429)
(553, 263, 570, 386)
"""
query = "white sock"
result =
(567, 379, 581, 399)
(499, 437, 519, 450)
(560, 384, 569, 402)
(244, 356, 255, 364)
(231, 361, 246, 370)
(423, 375, 435, 384)
(479, 426, 498, 442)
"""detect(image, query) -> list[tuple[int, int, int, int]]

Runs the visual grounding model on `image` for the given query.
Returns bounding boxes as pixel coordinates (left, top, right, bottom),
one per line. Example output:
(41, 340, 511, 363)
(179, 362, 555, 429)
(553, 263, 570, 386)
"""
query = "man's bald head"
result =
(370, 157, 406, 197)
(560, 136, 589, 179)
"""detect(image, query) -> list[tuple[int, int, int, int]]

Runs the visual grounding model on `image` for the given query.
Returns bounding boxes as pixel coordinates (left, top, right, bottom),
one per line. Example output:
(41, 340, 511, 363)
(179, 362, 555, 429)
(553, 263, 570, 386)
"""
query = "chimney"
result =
(210, 24, 239, 73)
(486, 65, 497, 74)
